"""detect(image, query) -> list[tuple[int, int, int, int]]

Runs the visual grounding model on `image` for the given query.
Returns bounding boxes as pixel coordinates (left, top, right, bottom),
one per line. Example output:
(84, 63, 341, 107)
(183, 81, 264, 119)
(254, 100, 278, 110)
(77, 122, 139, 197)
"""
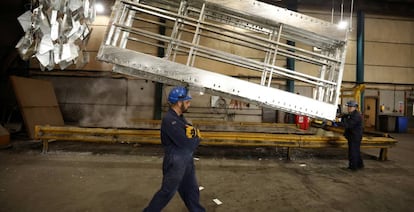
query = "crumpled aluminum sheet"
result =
(16, 0, 95, 70)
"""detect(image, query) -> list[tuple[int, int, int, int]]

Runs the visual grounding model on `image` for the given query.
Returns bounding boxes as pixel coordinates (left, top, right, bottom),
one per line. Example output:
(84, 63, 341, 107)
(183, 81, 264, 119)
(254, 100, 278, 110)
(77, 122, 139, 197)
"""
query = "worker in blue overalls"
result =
(143, 86, 205, 212)
(341, 100, 364, 171)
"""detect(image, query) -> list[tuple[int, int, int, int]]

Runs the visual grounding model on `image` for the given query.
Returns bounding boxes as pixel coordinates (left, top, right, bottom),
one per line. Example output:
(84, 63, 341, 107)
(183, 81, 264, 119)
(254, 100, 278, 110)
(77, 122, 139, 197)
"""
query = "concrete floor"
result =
(0, 133, 413, 212)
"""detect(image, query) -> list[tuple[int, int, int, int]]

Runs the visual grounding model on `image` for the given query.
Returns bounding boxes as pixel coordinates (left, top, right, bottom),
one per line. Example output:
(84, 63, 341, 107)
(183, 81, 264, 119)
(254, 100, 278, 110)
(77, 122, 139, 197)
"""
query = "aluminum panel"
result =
(205, 0, 347, 42)
(98, 0, 349, 120)
(100, 45, 337, 119)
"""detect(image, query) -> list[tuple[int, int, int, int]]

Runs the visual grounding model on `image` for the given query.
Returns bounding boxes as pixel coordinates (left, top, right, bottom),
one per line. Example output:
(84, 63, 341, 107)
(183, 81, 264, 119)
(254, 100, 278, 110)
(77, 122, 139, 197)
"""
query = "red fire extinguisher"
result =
(295, 114, 309, 130)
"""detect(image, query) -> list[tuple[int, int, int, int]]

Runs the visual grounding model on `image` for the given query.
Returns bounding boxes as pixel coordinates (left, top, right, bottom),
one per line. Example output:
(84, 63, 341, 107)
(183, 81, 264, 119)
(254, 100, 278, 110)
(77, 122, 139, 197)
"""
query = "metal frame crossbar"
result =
(97, 0, 349, 120)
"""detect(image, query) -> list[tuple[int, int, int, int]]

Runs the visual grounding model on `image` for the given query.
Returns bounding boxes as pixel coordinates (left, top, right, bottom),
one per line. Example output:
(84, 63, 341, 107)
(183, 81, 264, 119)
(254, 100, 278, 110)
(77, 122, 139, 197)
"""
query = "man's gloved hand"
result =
(196, 128, 202, 138)
(185, 125, 202, 138)
(341, 114, 350, 128)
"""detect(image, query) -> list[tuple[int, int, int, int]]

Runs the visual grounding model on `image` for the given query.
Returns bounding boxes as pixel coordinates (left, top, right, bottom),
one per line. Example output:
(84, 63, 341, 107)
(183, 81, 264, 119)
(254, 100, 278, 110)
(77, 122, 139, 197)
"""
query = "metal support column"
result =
(357, 10, 365, 110)
(154, 18, 166, 120)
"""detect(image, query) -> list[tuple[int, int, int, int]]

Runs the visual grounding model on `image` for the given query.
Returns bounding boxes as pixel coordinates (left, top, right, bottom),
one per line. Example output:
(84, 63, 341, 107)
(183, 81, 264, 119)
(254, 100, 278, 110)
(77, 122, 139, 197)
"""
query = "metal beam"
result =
(34, 124, 397, 160)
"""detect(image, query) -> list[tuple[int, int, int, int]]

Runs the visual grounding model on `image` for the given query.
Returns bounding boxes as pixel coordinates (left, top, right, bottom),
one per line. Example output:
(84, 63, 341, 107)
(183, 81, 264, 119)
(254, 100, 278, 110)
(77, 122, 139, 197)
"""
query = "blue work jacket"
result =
(341, 110, 363, 141)
(161, 108, 201, 155)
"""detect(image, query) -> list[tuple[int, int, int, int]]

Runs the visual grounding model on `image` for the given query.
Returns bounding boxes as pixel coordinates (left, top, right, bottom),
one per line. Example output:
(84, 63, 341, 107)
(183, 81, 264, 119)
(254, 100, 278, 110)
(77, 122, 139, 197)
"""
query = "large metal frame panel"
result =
(97, 0, 349, 120)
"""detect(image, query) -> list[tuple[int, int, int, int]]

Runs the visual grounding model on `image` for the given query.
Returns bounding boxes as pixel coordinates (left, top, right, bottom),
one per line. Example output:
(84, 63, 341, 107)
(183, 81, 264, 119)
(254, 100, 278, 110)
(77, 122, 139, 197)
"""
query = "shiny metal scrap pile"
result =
(16, 0, 95, 70)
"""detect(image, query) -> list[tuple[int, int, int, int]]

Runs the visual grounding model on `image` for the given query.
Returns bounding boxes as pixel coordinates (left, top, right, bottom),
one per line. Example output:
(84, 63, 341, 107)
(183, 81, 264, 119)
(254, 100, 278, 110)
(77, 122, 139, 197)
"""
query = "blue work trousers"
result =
(347, 137, 364, 169)
(143, 153, 205, 212)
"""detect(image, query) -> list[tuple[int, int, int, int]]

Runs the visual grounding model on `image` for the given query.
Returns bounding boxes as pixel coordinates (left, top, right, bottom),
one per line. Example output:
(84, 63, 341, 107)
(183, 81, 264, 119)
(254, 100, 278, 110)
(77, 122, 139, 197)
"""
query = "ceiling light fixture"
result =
(337, 20, 348, 29)
(95, 3, 105, 14)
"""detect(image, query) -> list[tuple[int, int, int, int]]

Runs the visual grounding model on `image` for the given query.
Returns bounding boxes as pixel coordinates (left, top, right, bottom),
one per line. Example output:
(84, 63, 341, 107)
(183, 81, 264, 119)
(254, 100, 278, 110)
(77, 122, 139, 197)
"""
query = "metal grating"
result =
(97, 0, 349, 120)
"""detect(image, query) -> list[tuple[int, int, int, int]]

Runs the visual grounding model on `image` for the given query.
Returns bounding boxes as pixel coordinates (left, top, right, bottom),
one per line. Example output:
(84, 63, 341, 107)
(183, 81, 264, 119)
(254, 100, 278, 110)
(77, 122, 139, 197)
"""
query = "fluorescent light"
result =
(95, 3, 105, 14)
(337, 20, 348, 29)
